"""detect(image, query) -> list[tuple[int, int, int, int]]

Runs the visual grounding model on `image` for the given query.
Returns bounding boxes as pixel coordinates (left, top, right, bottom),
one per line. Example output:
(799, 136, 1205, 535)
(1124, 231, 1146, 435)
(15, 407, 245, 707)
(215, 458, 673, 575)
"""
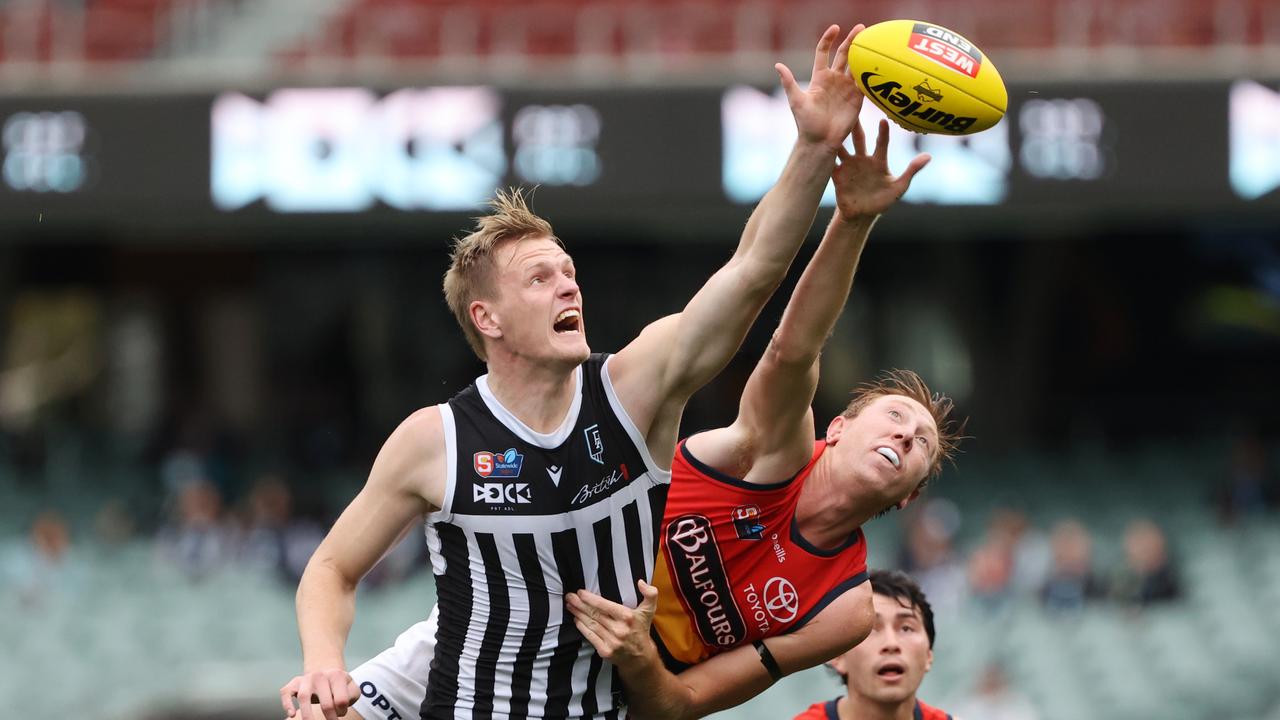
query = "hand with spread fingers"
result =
(832, 119, 931, 221)
(280, 669, 360, 720)
(566, 579, 661, 672)
(776, 24, 867, 152)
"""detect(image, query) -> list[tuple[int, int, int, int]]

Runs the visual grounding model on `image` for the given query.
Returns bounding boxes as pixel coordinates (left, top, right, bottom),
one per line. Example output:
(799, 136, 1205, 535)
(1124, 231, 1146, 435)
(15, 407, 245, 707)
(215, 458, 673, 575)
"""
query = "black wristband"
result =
(753, 639, 783, 682)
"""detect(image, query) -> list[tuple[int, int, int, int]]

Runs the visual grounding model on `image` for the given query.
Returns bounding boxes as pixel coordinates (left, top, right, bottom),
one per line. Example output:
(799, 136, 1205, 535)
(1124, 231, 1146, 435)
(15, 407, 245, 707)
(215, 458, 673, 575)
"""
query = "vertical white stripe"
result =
(528, 531, 558, 717)
(454, 528, 487, 717)
(566, 522, 604, 717)
(489, 531, 527, 717)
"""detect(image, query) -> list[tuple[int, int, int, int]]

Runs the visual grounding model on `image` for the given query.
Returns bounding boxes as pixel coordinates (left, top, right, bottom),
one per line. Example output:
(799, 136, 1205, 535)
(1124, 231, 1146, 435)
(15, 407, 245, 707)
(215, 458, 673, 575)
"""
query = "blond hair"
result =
(442, 188, 559, 360)
(841, 369, 964, 487)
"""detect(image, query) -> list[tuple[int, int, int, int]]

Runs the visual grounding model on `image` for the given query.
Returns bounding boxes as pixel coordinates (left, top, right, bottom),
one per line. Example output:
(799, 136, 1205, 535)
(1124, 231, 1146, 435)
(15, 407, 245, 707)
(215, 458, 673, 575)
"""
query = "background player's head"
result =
(443, 188, 589, 366)
(823, 369, 962, 514)
(829, 569, 935, 706)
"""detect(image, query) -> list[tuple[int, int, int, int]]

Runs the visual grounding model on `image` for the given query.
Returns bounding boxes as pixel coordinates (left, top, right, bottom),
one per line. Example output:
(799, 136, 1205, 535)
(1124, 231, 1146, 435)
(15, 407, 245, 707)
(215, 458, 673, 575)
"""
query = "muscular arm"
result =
(695, 120, 930, 482)
(570, 581, 874, 719)
(607, 26, 865, 464)
(284, 408, 443, 719)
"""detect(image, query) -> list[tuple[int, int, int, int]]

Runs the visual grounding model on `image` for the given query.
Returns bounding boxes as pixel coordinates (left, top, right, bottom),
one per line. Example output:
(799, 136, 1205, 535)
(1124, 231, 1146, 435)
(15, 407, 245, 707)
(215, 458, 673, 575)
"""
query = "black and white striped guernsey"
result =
(422, 354, 671, 720)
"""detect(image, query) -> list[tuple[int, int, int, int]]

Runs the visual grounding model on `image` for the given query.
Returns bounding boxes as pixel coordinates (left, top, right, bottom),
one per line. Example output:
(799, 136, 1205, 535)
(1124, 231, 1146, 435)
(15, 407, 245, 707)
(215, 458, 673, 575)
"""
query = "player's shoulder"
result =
(379, 406, 446, 465)
(917, 699, 954, 720)
(791, 698, 839, 720)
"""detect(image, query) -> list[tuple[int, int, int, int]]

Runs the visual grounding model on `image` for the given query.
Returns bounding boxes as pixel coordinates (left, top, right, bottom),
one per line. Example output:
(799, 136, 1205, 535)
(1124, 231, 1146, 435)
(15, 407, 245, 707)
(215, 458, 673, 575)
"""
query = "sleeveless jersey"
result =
(423, 354, 671, 719)
(650, 439, 869, 669)
(791, 698, 952, 720)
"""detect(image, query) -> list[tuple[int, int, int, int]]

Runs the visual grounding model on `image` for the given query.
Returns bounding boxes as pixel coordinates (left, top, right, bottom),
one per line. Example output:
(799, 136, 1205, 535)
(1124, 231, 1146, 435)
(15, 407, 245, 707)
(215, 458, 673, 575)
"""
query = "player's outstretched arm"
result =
(281, 408, 443, 720)
(569, 581, 873, 719)
(727, 119, 929, 476)
(608, 25, 864, 455)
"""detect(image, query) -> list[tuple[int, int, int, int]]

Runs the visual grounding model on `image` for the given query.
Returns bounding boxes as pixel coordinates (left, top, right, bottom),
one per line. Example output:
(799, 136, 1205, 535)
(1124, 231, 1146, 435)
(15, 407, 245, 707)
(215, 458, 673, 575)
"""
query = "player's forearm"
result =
(732, 140, 838, 291)
(296, 560, 359, 672)
(770, 213, 876, 365)
(616, 653, 697, 720)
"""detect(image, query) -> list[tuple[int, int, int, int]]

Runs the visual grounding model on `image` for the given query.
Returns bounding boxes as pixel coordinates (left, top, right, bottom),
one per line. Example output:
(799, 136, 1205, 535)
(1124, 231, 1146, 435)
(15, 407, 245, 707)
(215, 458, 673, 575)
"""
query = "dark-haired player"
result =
(792, 569, 952, 720)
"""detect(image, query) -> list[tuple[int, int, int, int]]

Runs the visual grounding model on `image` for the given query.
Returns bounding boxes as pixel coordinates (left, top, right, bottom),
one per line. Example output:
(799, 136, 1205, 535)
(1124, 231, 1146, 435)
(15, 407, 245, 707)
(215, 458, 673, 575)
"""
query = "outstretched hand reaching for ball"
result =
(776, 25, 866, 152)
(831, 119, 931, 220)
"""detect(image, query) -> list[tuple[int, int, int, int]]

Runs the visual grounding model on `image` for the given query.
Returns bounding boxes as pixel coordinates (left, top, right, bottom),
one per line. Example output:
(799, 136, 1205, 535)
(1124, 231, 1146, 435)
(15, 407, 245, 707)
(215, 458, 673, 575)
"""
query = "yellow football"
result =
(848, 19, 1007, 135)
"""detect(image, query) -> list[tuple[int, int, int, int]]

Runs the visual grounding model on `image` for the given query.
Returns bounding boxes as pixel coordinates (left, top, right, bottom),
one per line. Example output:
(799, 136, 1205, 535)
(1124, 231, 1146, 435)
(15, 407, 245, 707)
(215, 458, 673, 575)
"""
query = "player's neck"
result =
(838, 692, 917, 720)
(484, 357, 579, 434)
(794, 456, 876, 550)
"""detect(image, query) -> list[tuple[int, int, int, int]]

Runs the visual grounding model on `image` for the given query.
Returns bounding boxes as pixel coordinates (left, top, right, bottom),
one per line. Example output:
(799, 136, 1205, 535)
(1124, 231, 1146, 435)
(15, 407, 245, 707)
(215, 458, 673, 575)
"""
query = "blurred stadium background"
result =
(2, 0, 1280, 718)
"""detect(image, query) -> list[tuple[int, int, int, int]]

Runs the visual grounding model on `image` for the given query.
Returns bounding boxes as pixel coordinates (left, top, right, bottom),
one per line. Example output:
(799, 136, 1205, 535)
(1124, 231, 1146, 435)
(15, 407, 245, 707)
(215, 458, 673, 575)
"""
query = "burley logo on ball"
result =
(474, 448, 525, 478)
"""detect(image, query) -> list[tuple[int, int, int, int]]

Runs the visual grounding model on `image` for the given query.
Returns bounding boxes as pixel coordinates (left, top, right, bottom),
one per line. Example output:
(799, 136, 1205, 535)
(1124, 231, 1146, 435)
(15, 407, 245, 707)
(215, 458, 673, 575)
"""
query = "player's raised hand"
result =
(566, 580, 660, 671)
(280, 669, 360, 720)
(775, 24, 866, 152)
(831, 119, 930, 220)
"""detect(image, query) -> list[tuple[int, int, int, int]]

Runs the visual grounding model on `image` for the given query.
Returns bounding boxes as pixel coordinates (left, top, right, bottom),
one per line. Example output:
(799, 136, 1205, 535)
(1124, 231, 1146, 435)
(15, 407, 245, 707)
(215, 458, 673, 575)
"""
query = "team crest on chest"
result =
(584, 424, 605, 464)
(731, 505, 765, 540)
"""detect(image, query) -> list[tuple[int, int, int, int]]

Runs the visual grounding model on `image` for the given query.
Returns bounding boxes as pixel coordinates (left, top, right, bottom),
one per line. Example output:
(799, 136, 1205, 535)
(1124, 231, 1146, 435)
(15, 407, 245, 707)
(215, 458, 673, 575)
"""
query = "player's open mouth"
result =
(554, 309, 581, 334)
(876, 447, 901, 469)
(877, 662, 906, 679)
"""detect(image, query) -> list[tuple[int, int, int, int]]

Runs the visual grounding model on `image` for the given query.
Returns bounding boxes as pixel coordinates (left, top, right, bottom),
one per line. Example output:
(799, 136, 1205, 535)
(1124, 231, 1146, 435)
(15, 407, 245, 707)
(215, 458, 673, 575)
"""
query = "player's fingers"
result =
(328, 676, 351, 718)
(775, 63, 799, 101)
(281, 678, 301, 717)
(637, 579, 660, 609)
(574, 616, 611, 654)
(312, 682, 338, 720)
(296, 678, 316, 720)
(813, 25, 839, 78)
(874, 119, 890, 159)
(573, 588, 627, 619)
(896, 153, 932, 189)
(833, 25, 860, 72)
(852, 121, 868, 156)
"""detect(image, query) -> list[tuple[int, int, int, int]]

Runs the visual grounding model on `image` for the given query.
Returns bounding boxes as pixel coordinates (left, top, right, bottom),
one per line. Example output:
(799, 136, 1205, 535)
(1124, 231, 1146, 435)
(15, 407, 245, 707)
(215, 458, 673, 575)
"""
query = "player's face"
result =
(488, 236, 589, 365)
(826, 394, 938, 512)
(832, 592, 933, 706)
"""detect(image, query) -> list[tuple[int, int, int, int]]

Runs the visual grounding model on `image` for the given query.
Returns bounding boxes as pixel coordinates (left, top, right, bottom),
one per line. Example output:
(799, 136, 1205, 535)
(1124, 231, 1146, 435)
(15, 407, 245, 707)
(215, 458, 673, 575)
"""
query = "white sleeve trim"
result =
(426, 403, 456, 523)
(600, 355, 672, 484)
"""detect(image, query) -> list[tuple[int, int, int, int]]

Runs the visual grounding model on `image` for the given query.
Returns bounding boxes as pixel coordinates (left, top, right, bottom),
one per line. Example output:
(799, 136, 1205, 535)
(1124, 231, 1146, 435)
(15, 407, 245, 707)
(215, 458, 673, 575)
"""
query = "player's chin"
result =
(552, 333, 590, 363)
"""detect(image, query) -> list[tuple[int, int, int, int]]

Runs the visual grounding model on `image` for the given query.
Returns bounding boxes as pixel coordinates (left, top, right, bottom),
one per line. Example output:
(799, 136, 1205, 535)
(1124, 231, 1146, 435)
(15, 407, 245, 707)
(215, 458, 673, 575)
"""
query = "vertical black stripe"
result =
(620, 500, 647, 587)
(648, 483, 670, 563)
(471, 533, 510, 719)
(508, 533, 546, 720)
(422, 523, 471, 719)
(582, 516, 625, 716)
(545, 528, 586, 718)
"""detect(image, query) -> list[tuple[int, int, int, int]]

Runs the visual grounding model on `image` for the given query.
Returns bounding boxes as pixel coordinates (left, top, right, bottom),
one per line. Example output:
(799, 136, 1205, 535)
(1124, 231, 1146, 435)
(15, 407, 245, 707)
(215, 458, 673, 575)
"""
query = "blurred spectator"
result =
(967, 537, 1014, 611)
(897, 498, 966, 615)
(1039, 519, 1106, 612)
(236, 472, 324, 584)
(155, 477, 234, 581)
(992, 508, 1052, 595)
(952, 663, 1040, 720)
(1111, 518, 1182, 607)
(1215, 434, 1277, 524)
(1, 509, 84, 609)
(93, 499, 137, 548)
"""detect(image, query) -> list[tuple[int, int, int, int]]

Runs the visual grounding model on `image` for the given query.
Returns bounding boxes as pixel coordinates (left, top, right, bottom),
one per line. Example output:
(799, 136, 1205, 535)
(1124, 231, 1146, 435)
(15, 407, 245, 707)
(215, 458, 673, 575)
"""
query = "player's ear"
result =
(828, 655, 848, 676)
(924, 648, 933, 673)
(895, 487, 922, 511)
(825, 415, 847, 443)
(471, 300, 502, 340)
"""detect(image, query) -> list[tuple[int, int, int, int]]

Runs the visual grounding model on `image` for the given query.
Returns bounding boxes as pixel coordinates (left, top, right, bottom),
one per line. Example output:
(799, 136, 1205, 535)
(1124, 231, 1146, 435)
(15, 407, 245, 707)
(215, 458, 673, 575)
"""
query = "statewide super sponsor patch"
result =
(908, 22, 983, 78)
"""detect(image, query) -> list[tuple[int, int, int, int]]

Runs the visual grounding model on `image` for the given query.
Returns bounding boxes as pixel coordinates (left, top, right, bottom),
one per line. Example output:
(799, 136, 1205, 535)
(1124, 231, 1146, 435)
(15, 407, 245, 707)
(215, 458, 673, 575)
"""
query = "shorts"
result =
(350, 606, 439, 720)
